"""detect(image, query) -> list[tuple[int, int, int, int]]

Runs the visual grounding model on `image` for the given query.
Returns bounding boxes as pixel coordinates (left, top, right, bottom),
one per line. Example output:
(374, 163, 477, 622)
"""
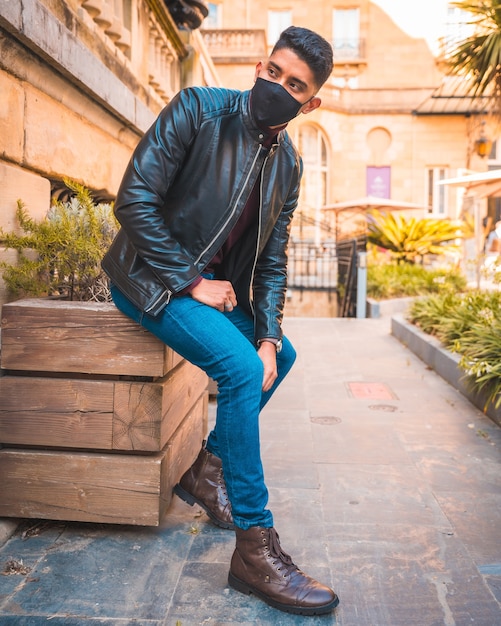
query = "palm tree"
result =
(445, 1, 501, 118)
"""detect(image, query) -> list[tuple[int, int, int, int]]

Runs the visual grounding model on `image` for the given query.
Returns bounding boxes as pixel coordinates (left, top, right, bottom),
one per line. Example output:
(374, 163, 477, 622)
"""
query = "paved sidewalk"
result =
(0, 317, 500, 625)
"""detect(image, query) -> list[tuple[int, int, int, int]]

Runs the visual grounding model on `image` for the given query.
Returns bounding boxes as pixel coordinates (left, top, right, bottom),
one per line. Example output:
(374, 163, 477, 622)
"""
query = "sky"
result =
(372, 0, 451, 53)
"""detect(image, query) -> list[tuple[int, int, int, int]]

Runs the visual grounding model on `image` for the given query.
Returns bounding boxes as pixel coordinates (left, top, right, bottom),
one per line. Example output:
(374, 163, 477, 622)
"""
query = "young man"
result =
(484, 219, 501, 273)
(486, 220, 501, 255)
(102, 26, 338, 615)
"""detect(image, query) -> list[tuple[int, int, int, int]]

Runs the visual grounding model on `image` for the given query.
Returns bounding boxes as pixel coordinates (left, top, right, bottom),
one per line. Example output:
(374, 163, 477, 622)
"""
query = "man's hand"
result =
(258, 341, 278, 392)
(190, 277, 237, 312)
(191, 278, 277, 391)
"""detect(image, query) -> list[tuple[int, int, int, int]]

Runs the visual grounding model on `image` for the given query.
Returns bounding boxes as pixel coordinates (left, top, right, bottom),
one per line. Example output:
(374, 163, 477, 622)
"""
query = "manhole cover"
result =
(310, 416, 342, 425)
(368, 404, 398, 412)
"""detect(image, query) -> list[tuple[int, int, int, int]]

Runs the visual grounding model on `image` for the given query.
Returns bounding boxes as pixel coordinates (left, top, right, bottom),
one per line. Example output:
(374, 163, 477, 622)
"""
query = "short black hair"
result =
(272, 26, 334, 89)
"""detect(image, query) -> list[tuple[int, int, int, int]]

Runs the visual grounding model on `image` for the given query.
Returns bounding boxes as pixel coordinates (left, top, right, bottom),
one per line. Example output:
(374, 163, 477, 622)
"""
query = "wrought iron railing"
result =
(287, 212, 367, 316)
(287, 241, 338, 292)
(336, 236, 367, 317)
(332, 38, 366, 61)
(288, 213, 337, 302)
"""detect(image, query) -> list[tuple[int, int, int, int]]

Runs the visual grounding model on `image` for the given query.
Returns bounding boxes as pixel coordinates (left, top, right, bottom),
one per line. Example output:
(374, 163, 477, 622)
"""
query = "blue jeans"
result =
(110, 284, 296, 529)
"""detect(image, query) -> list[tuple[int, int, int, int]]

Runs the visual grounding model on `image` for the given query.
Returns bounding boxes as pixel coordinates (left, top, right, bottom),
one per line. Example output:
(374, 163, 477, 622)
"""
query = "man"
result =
(484, 220, 501, 273)
(486, 220, 501, 254)
(102, 26, 338, 615)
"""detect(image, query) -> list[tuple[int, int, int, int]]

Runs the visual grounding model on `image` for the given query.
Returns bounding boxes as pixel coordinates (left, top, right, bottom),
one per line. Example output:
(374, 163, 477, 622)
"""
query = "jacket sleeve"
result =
(113, 90, 203, 294)
(252, 156, 303, 342)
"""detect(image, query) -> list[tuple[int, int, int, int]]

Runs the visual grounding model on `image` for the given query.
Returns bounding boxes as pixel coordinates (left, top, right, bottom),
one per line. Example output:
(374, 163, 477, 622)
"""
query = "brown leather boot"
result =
(228, 526, 339, 615)
(173, 444, 234, 530)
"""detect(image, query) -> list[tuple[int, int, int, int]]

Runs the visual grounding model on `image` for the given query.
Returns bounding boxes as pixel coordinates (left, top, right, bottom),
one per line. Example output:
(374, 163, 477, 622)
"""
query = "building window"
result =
(298, 125, 329, 215)
(205, 3, 222, 28)
(426, 167, 448, 215)
(332, 75, 359, 89)
(488, 138, 499, 162)
(443, 4, 474, 50)
(332, 8, 360, 59)
(268, 10, 292, 46)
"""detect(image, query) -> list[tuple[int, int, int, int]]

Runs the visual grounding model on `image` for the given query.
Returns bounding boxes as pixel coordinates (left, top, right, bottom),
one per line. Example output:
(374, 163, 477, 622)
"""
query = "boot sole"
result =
(173, 483, 235, 530)
(228, 571, 339, 616)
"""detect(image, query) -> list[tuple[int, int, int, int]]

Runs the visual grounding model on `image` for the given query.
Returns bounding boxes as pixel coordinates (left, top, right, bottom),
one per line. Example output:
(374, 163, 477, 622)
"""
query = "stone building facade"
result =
(201, 0, 500, 239)
(0, 0, 217, 304)
(1, 0, 500, 308)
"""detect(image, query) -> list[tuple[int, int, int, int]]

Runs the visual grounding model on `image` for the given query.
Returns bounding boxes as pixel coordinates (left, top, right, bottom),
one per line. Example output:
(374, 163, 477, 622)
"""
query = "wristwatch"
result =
(257, 338, 283, 353)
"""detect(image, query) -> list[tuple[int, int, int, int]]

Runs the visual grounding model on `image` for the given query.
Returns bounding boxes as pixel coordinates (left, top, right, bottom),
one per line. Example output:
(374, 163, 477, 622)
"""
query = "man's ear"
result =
(254, 61, 263, 81)
(301, 96, 321, 115)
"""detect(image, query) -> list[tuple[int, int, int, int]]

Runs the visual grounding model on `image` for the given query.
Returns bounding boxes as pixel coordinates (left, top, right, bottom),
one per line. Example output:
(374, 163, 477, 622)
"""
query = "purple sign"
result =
(366, 166, 391, 198)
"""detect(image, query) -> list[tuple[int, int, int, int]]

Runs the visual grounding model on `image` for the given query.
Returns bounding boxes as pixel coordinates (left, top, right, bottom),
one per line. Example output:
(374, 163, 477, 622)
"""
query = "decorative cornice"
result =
(145, 0, 189, 60)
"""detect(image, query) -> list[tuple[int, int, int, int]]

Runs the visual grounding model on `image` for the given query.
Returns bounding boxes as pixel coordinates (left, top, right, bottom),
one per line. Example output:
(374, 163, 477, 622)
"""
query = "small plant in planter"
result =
(0, 179, 118, 302)
(0, 180, 208, 526)
(408, 290, 501, 410)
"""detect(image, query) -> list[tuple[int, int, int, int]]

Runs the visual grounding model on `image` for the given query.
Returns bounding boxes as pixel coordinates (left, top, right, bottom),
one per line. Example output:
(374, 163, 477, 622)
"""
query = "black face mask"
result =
(250, 77, 309, 127)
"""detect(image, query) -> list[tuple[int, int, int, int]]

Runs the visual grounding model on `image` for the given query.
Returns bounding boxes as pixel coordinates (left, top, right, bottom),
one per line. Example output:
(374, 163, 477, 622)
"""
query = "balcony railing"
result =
(332, 38, 366, 61)
(79, 0, 184, 105)
(81, 0, 132, 55)
(200, 29, 267, 61)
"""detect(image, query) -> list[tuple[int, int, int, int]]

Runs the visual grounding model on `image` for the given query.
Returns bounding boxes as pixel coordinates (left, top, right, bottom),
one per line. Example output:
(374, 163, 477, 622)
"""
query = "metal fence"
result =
(287, 240, 338, 292)
(287, 212, 366, 316)
(336, 236, 367, 317)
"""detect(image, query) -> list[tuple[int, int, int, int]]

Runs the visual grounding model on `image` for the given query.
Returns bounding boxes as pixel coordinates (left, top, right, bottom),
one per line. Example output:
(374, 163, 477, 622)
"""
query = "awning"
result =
(413, 75, 490, 116)
(322, 196, 429, 213)
(438, 169, 501, 198)
(321, 196, 430, 241)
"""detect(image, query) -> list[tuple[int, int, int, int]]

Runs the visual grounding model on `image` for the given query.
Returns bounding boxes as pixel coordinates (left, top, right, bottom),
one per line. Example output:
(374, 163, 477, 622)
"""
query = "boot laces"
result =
(266, 529, 297, 575)
(217, 469, 229, 504)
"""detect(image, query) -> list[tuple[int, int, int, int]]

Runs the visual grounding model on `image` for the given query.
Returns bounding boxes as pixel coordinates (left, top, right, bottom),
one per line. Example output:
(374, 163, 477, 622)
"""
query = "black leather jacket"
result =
(102, 86, 302, 344)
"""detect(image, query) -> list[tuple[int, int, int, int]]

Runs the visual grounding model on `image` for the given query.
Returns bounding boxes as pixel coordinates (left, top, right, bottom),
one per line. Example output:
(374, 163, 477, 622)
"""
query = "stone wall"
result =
(285, 289, 338, 318)
(0, 0, 217, 308)
(0, 163, 51, 304)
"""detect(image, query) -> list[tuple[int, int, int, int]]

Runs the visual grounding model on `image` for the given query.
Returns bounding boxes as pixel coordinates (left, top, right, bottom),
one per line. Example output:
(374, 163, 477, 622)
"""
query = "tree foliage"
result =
(366, 210, 464, 264)
(446, 1, 501, 115)
(0, 180, 118, 301)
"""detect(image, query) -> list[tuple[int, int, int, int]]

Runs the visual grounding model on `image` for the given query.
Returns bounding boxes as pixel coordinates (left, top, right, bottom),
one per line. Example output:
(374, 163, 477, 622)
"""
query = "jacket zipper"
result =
(194, 145, 264, 267)
(145, 287, 172, 313)
(146, 146, 262, 315)
(248, 152, 269, 319)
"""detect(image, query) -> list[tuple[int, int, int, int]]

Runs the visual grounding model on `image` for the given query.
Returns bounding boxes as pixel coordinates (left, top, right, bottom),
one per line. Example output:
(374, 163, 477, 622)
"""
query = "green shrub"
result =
(0, 180, 118, 301)
(367, 262, 467, 300)
(408, 290, 501, 408)
(458, 317, 501, 409)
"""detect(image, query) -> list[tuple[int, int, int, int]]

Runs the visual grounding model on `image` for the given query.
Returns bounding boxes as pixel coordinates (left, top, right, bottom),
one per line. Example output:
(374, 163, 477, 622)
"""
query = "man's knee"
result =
(217, 346, 263, 387)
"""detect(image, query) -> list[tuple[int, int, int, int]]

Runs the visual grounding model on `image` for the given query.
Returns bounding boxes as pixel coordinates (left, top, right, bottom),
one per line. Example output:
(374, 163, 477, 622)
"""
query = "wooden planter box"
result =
(0, 299, 208, 525)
